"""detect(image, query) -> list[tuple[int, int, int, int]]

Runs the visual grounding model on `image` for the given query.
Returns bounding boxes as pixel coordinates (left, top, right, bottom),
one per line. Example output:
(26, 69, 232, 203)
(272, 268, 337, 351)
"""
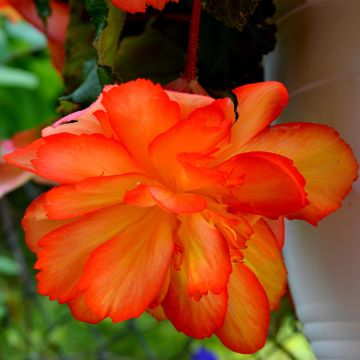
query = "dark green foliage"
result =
(34, 0, 52, 23)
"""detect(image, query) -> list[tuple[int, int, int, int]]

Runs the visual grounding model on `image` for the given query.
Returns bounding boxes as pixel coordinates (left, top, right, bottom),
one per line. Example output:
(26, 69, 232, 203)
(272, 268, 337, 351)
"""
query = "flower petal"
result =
(149, 100, 231, 189)
(162, 267, 227, 338)
(101, 79, 180, 169)
(45, 174, 154, 219)
(216, 263, 270, 354)
(217, 82, 288, 161)
(217, 151, 307, 217)
(264, 216, 285, 249)
(243, 218, 287, 309)
(0, 163, 32, 197)
(22, 194, 72, 254)
(78, 209, 175, 322)
(177, 214, 231, 298)
(3, 138, 45, 173)
(35, 205, 147, 303)
(241, 123, 359, 224)
(32, 133, 141, 183)
(68, 294, 105, 324)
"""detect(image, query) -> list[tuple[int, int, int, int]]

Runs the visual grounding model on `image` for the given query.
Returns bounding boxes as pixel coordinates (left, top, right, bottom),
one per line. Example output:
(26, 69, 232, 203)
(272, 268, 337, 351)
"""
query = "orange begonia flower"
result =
(4, 79, 358, 353)
(112, 0, 177, 14)
(1, 0, 69, 71)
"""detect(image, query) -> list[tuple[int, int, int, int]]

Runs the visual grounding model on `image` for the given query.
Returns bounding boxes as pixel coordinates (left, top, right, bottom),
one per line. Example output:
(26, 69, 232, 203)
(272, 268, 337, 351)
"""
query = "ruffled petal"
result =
(78, 209, 175, 322)
(243, 218, 287, 309)
(177, 214, 231, 298)
(45, 174, 154, 219)
(101, 79, 180, 169)
(149, 100, 231, 189)
(241, 123, 359, 224)
(162, 267, 227, 338)
(35, 205, 147, 303)
(216, 263, 270, 354)
(22, 194, 72, 254)
(216, 82, 288, 161)
(217, 151, 307, 217)
(68, 294, 105, 324)
(32, 133, 141, 183)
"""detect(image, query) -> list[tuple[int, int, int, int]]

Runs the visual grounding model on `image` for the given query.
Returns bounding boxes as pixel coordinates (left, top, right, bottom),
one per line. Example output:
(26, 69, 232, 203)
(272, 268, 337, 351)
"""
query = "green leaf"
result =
(0, 255, 19, 276)
(62, 60, 101, 104)
(115, 25, 185, 84)
(203, 0, 260, 30)
(0, 66, 39, 88)
(34, 0, 52, 23)
(86, 0, 126, 71)
(63, 1, 97, 94)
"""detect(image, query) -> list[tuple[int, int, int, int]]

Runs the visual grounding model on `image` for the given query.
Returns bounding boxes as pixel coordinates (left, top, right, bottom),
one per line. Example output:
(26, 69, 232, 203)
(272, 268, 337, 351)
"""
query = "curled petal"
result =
(216, 82, 288, 161)
(216, 263, 270, 354)
(78, 209, 175, 322)
(243, 218, 287, 309)
(241, 123, 359, 224)
(217, 151, 307, 217)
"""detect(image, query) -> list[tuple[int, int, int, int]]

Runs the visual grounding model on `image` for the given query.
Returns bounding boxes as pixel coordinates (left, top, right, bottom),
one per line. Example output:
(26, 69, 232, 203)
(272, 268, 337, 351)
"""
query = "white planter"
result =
(264, 1, 360, 359)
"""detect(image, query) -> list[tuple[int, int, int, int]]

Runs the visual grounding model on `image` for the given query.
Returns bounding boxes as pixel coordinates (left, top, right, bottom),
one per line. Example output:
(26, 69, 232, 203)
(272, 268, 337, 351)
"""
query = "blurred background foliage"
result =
(0, 1, 316, 359)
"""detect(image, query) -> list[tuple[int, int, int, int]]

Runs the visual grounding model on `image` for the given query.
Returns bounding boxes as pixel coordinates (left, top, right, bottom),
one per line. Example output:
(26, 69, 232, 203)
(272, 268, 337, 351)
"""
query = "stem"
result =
(183, 0, 202, 82)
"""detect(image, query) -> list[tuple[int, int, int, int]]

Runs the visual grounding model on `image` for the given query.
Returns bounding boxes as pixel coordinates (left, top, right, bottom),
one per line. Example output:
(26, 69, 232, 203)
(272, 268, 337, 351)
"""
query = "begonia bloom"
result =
(4, 79, 358, 353)
(112, 0, 177, 14)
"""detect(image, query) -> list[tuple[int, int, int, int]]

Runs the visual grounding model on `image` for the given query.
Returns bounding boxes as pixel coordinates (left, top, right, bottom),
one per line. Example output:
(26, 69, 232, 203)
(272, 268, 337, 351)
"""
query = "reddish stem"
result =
(183, 0, 202, 82)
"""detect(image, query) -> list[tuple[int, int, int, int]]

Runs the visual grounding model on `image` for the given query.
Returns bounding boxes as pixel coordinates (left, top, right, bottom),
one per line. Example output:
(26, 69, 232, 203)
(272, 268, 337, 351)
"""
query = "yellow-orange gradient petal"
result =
(177, 214, 231, 298)
(22, 194, 73, 254)
(78, 209, 175, 322)
(35, 205, 148, 303)
(162, 267, 227, 338)
(45, 174, 155, 220)
(264, 216, 285, 249)
(216, 263, 270, 354)
(241, 123, 359, 224)
(101, 79, 180, 170)
(243, 218, 287, 310)
(32, 133, 141, 183)
(68, 294, 105, 324)
(217, 151, 307, 217)
(217, 82, 288, 162)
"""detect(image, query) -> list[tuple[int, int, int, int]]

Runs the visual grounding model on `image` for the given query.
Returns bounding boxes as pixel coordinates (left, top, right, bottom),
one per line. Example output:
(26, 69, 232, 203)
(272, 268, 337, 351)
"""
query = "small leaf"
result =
(0, 67, 39, 89)
(203, 0, 260, 30)
(85, 0, 110, 37)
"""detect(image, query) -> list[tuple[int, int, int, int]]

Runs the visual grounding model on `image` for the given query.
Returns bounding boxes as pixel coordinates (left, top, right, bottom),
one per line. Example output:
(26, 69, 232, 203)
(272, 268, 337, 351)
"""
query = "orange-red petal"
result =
(4, 138, 45, 173)
(22, 194, 72, 254)
(216, 263, 270, 354)
(243, 218, 287, 309)
(32, 133, 141, 183)
(177, 214, 231, 298)
(35, 205, 147, 303)
(112, 0, 177, 13)
(241, 123, 359, 224)
(216, 82, 288, 161)
(264, 216, 285, 249)
(45, 174, 154, 219)
(217, 151, 307, 217)
(78, 209, 175, 322)
(162, 267, 227, 338)
(149, 100, 231, 189)
(68, 294, 105, 324)
(101, 79, 180, 170)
